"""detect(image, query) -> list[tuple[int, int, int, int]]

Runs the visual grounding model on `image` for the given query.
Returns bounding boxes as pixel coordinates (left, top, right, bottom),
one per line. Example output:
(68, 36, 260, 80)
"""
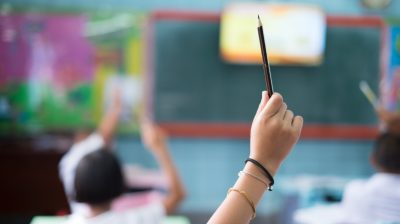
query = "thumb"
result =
(255, 91, 269, 116)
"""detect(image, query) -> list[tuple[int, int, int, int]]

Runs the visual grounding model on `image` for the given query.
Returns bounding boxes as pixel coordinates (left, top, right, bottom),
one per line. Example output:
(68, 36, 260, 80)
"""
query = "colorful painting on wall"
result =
(0, 12, 146, 134)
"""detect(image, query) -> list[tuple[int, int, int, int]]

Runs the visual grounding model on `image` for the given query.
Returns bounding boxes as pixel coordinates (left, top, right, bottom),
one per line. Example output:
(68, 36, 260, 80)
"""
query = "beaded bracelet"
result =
(238, 170, 269, 189)
(245, 158, 275, 191)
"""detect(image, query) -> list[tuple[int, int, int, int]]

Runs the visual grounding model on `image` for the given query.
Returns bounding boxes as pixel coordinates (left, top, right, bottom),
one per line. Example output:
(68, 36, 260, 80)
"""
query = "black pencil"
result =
(257, 15, 274, 97)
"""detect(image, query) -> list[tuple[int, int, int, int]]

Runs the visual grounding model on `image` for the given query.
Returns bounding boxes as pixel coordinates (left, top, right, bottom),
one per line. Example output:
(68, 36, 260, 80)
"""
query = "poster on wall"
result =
(220, 3, 326, 65)
(0, 12, 146, 134)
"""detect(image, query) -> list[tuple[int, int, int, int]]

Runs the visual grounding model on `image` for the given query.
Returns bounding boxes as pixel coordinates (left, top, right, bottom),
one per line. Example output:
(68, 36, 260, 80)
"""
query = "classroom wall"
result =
(117, 138, 375, 214)
(4, 0, 399, 219)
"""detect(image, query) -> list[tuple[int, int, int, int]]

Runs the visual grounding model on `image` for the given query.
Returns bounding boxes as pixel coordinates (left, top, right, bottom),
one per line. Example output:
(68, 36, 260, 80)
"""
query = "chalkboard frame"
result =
(146, 10, 387, 140)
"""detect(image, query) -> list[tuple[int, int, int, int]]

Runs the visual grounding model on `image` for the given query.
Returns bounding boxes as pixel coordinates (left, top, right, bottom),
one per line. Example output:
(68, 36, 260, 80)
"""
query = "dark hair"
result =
(74, 149, 124, 205)
(373, 133, 400, 174)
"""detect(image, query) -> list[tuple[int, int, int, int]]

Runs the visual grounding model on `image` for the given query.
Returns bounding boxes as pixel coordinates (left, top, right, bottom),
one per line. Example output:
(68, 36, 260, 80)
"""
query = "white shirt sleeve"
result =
(340, 179, 369, 223)
(59, 133, 105, 206)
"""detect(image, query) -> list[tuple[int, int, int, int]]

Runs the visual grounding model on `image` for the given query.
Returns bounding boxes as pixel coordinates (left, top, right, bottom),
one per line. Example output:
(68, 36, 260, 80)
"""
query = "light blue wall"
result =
(116, 138, 375, 213)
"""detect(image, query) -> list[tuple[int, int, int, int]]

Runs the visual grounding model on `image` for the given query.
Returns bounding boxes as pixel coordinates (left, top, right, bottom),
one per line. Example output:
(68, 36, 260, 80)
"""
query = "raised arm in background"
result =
(208, 92, 303, 224)
(376, 106, 400, 135)
(97, 90, 122, 145)
(141, 122, 186, 214)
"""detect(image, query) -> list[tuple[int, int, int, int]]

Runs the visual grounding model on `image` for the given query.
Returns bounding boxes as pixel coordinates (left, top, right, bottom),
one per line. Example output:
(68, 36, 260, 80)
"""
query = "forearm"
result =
(208, 163, 268, 224)
(209, 92, 302, 223)
(154, 146, 186, 214)
(98, 107, 121, 145)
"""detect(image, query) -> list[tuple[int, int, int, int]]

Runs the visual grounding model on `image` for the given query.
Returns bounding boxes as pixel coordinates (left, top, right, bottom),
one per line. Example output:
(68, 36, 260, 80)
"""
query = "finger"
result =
(255, 91, 269, 117)
(259, 92, 283, 118)
(292, 116, 304, 133)
(283, 110, 294, 124)
(278, 103, 288, 120)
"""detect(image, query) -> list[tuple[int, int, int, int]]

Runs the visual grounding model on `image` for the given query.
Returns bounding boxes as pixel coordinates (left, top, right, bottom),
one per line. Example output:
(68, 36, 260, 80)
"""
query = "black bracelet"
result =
(245, 158, 274, 191)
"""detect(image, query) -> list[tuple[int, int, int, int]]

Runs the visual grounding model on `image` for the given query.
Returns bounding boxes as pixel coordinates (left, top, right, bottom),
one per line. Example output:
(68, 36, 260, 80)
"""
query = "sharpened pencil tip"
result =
(257, 15, 262, 27)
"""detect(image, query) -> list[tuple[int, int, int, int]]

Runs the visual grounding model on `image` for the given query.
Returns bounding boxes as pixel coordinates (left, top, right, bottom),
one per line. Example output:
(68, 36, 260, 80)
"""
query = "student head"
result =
(372, 132, 400, 174)
(74, 149, 124, 206)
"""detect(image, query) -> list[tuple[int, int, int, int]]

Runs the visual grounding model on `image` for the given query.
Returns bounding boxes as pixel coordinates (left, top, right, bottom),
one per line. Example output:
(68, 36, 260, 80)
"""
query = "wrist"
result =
(245, 158, 275, 191)
(153, 144, 166, 150)
(243, 163, 266, 180)
(250, 156, 280, 176)
(152, 146, 170, 159)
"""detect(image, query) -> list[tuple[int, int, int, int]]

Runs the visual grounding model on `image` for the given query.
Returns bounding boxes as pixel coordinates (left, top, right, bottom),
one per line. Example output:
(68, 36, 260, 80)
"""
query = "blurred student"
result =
(209, 92, 303, 223)
(62, 123, 185, 223)
(339, 132, 400, 223)
(294, 133, 400, 224)
(59, 93, 122, 215)
(59, 93, 185, 220)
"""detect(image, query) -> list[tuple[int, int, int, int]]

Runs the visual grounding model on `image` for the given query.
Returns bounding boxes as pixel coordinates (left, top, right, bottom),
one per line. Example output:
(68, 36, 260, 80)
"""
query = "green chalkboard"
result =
(153, 20, 380, 125)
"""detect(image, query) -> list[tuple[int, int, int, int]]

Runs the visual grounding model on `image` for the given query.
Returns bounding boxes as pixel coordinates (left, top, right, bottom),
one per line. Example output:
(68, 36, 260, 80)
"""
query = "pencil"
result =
(257, 15, 274, 97)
